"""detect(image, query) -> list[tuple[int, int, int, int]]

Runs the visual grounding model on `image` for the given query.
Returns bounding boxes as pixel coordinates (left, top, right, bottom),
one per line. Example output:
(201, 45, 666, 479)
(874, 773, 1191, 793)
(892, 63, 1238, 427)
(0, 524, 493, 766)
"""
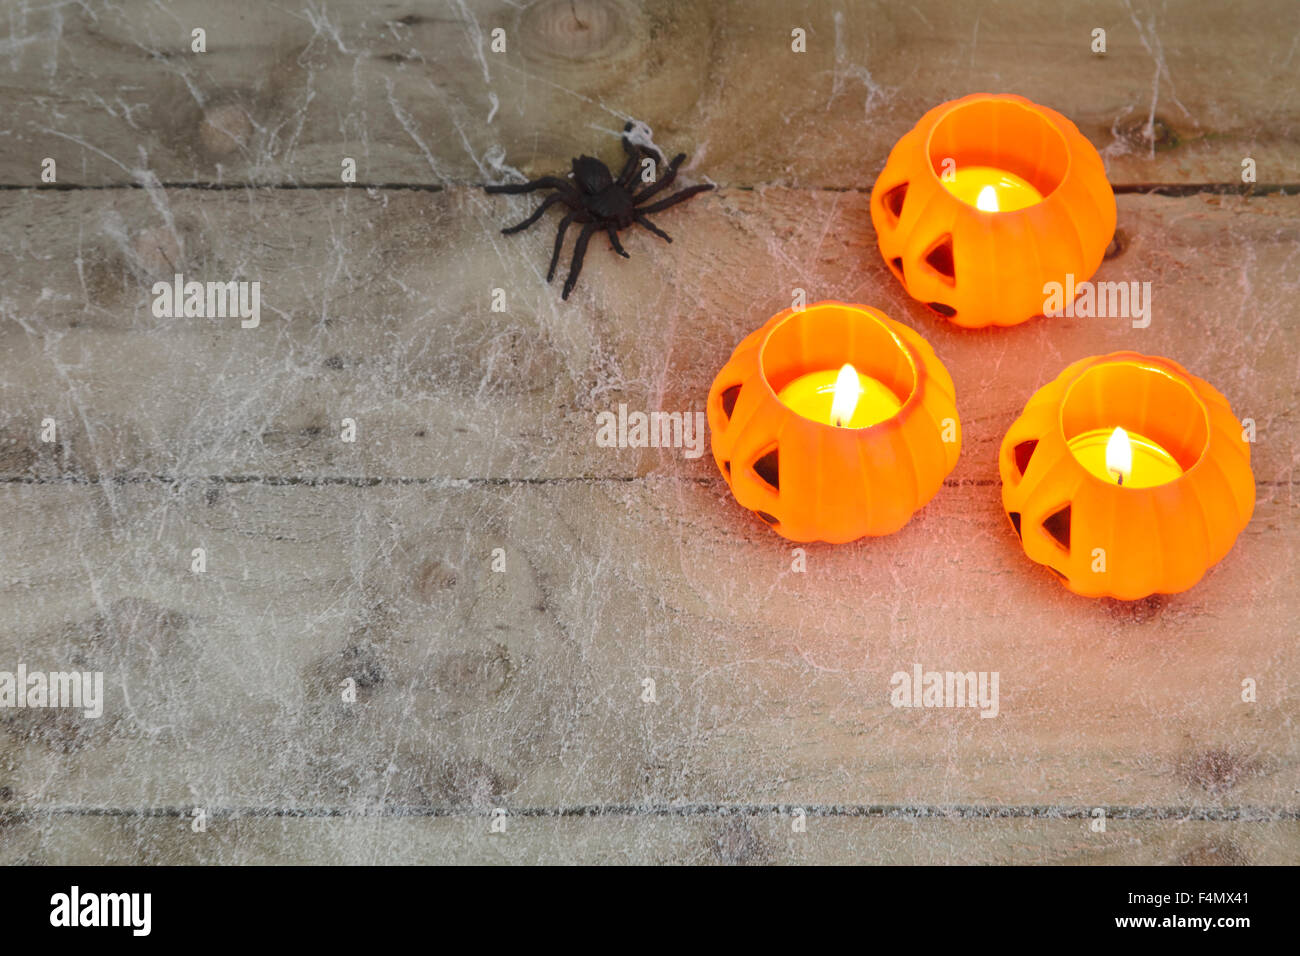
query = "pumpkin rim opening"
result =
(1058, 358, 1212, 480)
(924, 97, 1071, 205)
(755, 303, 919, 429)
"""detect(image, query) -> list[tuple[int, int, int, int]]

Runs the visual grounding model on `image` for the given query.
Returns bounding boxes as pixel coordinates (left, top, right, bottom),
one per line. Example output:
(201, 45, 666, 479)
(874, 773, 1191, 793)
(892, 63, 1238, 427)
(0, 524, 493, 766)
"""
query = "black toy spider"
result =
(484, 123, 713, 299)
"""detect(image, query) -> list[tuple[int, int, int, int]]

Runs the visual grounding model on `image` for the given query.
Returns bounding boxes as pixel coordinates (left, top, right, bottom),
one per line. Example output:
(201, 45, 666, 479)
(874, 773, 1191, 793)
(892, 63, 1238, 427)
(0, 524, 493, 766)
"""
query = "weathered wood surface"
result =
(4, 816, 1297, 866)
(2, 1, 1299, 865)
(0, 190, 1296, 481)
(2, 192, 1298, 864)
(2, 0, 1298, 187)
(0, 477, 1296, 817)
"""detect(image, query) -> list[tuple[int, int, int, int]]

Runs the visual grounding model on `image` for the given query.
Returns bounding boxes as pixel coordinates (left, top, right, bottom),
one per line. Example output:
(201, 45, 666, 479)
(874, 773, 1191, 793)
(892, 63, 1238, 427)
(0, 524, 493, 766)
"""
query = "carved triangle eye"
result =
(752, 448, 779, 491)
(720, 384, 742, 421)
(1042, 504, 1071, 551)
(924, 234, 955, 282)
(1013, 440, 1039, 477)
(882, 182, 908, 221)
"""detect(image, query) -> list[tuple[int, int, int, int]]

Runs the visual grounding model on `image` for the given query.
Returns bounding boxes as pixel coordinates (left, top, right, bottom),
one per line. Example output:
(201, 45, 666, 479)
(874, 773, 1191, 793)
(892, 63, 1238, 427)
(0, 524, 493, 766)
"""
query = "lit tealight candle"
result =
(942, 165, 1044, 212)
(777, 362, 902, 428)
(1068, 425, 1184, 488)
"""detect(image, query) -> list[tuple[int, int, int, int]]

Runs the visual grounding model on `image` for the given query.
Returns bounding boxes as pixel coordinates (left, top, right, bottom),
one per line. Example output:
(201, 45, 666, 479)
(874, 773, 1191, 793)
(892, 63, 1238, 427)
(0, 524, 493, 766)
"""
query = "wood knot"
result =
(520, 0, 628, 63)
(1176, 838, 1249, 866)
(198, 103, 253, 158)
(306, 641, 389, 703)
(435, 757, 509, 808)
(1117, 115, 1179, 152)
(1180, 748, 1250, 795)
(414, 558, 459, 601)
(340, 642, 388, 689)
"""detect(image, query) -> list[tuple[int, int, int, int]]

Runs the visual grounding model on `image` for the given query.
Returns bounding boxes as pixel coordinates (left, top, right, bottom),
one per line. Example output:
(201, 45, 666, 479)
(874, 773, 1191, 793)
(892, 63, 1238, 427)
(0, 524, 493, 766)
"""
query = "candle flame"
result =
(1106, 427, 1132, 485)
(976, 185, 1000, 212)
(829, 363, 863, 427)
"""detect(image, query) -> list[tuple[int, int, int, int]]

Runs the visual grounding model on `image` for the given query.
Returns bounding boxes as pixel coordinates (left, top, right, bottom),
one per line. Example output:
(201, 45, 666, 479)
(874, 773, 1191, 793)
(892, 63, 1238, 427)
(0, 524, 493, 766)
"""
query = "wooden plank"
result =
(3, 813, 1297, 865)
(1, 189, 1296, 482)
(5, 0, 1297, 867)
(2, 0, 1298, 187)
(2, 479, 1296, 809)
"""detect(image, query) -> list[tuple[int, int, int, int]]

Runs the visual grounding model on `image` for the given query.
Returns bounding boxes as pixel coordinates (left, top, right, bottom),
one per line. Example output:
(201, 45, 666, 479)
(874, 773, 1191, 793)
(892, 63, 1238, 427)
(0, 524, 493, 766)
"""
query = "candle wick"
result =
(1116, 473, 1124, 486)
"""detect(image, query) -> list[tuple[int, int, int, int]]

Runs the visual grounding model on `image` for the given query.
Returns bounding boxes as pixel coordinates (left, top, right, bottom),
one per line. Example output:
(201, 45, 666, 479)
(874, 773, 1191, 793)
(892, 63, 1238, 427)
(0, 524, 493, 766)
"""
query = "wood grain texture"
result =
(3, 814, 1297, 865)
(1, 189, 1296, 481)
(2, 0, 1297, 865)
(2, 0, 1297, 187)
(0, 477, 1295, 810)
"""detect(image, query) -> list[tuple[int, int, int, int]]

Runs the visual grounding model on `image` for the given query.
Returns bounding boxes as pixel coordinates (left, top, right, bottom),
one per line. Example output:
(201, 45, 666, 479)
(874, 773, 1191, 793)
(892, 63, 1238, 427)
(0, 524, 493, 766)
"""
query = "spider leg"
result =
(635, 183, 715, 215)
(501, 193, 567, 235)
(611, 132, 647, 188)
(606, 226, 630, 258)
(484, 176, 578, 197)
(547, 212, 577, 282)
(630, 153, 685, 203)
(615, 144, 641, 189)
(634, 214, 673, 243)
(561, 223, 599, 300)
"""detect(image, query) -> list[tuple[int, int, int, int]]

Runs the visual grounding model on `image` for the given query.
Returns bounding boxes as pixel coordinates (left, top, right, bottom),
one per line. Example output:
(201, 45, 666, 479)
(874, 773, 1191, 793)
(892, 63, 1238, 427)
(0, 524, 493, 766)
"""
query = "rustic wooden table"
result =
(1, 0, 1297, 864)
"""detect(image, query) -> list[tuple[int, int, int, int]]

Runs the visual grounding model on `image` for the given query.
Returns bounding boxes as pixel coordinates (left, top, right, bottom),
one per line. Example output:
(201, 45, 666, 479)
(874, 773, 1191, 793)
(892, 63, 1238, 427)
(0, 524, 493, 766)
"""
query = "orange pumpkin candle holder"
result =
(870, 93, 1116, 329)
(707, 301, 960, 543)
(999, 352, 1254, 599)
